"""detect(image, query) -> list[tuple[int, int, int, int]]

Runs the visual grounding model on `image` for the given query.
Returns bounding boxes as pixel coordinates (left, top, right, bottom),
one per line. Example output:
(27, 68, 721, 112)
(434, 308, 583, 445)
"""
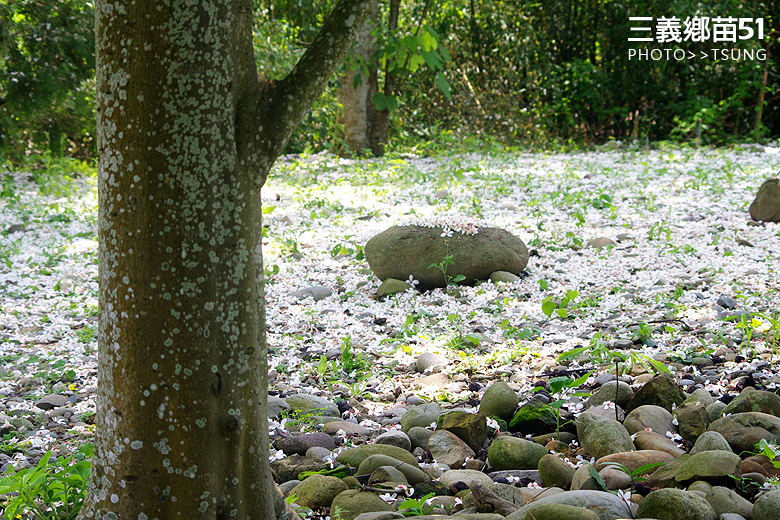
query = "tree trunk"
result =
(83, 0, 372, 519)
(337, 0, 378, 155)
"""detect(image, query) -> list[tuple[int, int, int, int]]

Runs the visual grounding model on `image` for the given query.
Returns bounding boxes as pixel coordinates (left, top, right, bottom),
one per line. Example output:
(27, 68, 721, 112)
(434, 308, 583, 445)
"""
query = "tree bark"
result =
(336, 1, 378, 155)
(84, 0, 371, 519)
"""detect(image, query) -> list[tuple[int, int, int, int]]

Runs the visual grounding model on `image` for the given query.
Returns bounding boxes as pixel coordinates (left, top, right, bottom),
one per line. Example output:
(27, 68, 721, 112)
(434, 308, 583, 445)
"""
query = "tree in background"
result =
(0, 0, 94, 158)
(85, 0, 371, 518)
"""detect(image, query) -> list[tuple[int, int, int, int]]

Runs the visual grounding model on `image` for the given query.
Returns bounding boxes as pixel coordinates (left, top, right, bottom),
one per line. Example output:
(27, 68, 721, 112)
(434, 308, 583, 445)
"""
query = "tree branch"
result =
(253, 0, 374, 183)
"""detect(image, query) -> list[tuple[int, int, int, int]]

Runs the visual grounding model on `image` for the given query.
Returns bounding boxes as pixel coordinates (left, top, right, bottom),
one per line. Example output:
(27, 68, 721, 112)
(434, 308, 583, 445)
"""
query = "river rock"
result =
(690, 431, 733, 454)
(368, 465, 409, 485)
(749, 178, 780, 222)
(285, 394, 340, 417)
(706, 412, 780, 454)
(288, 285, 333, 301)
(623, 405, 676, 435)
(289, 474, 348, 509)
(571, 463, 602, 491)
(439, 411, 488, 451)
(581, 418, 635, 460)
(631, 430, 687, 457)
(401, 402, 442, 432)
(626, 373, 686, 413)
(480, 381, 519, 421)
(416, 352, 450, 373)
(753, 488, 780, 520)
(438, 468, 495, 489)
(505, 490, 633, 520)
(331, 490, 393, 520)
(676, 400, 710, 441)
(337, 444, 418, 468)
(511, 503, 600, 520)
(674, 450, 742, 486)
(271, 455, 329, 483)
(276, 432, 337, 455)
(687, 482, 753, 519)
(538, 453, 575, 489)
(428, 429, 475, 469)
(636, 488, 717, 520)
(487, 436, 548, 470)
(364, 224, 529, 289)
(408, 426, 435, 450)
(356, 454, 428, 485)
(35, 394, 67, 410)
(375, 430, 412, 452)
(595, 450, 674, 474)
(721, 387, 780, 417)
(377, 278, 413, 297)
(588, 381, 633, 410)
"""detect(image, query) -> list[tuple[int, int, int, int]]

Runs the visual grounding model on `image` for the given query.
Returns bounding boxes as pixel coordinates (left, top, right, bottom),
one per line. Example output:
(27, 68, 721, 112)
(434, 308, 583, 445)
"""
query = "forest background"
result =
(0, 0, 778, 162)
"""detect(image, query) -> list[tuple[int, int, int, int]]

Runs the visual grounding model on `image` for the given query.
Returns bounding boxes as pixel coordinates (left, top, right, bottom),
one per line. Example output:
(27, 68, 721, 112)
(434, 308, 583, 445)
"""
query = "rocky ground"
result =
(1, 143, 780, 519)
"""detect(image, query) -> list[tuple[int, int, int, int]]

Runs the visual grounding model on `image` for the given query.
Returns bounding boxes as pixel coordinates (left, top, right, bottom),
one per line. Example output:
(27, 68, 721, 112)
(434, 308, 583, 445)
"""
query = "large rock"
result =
(635, 488, 717, 520)
(690, 431, 733, 454)
(480, 381, 519, 422)
(721, 387, 780, 417)
(594, 450, 674, 474)
(580, 418, 635, 460)
(375, 430, 412, 452)
(707, 412, 780, 454)
(285, 394, 340, 417)
(331, 490, 393, 520)
(289, 474, 348, 509)
(631, 430, 686, 457)
(538, 454, 575, 489)
(675, 400, 710, 441)
(356, 454, 428, 485)
(687, 482, 753, 519)
(401, 402, 442, 432)
(276, 432, 337, 455)
(749, 178, 780, 222)
(438, 468, 495, 489)
(509, 399, 561, 434)
(336, 444, 419, 468)
(623, 405, 675, 435)
(428, 429, 475, 469)
(673, 450, 741, 486)
(365, 224, 529, 289)
(487, 436, 548, 471)
(511, 503, 600, 520)
(438, 411, 488, 451)
(588, 381, 634, 410)
(753, 488, 780, 520)
(625, 373, 685, 413)
(505, 490, 633, 520)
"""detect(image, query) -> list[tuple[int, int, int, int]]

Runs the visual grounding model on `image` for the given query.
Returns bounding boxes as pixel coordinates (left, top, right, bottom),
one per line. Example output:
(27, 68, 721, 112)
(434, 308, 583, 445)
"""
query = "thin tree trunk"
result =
(754, 52, 769, 139)
(84, 0, 372, 518)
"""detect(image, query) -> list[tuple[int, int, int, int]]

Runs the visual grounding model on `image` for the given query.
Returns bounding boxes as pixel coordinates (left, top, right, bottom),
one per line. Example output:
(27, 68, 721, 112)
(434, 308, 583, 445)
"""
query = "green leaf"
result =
(541, 300, 556, 317)
(422, 49, 442, 69)
(451, 274, 466, 283)
(556, 308, 568, 319)
(589, 465, 610, 492)
(548, 376, 572, 394)
(571, 369, 594, 387)
(435, 71, 451, 99)
(558, 347, 588, 361)
(409, 54, 425, 72)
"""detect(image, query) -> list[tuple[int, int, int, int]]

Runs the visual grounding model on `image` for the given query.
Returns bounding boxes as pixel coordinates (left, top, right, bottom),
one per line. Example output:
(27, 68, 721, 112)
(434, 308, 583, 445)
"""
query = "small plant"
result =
(513, 371, 592, 435)
(542, 290, 578, 319)
(444, 313, 481, 351)
(428, 254, 465, 287)
(398, 492, 435, 516)
(0, 444, 93, 520)
(75, 325, 97, 344)
(755, 439, 780, 468)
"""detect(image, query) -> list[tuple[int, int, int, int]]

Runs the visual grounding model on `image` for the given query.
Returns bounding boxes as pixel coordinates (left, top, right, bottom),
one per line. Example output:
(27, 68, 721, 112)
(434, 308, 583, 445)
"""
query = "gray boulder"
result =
(284, 394, 340, 417)
(623, 405, 675, 435)
(289, 474, 348, 509)
(690, 431, 733, 454)
(487, 436, 547, 471)
(753, 489, 780, 520)
(635, 488, 717, 520)
(749, 178, 780, 222)
(480, 381, 519, 421)
(505, 490, 633, 520)
(331, 490, 393, 520)
(401, 402, 442, 432)
(365, 225, 529, 289)
(673, 450, 742, 486)
(356, 454, 428, 485)
(707, 412, 780, 454)
(581, 418, 635, 460)
(428, 429, 475, 469)
(375, 430, 412, 452)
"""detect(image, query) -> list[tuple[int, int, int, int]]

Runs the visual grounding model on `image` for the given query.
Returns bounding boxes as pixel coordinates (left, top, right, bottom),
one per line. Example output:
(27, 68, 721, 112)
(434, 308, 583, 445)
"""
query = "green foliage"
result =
(541, 290, 578, 319)
(428, 254, 465, 287)
(0, 444, 93, 520)
(0, 0, 95, 159)
(398, 492, 435, 516)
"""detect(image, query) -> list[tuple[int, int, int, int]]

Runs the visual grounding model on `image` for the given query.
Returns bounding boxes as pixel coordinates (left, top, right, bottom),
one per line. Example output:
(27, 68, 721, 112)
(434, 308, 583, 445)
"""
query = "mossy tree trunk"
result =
(83, 0, 371, 519)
